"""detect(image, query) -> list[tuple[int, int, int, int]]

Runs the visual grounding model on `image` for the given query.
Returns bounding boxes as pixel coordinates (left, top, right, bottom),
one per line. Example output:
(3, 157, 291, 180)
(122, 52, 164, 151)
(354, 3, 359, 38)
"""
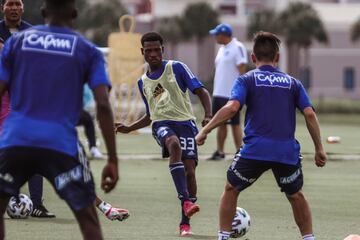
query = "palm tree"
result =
(180, 2, 218, 81)
(155, 16, 183, 59)
(350, 17, 360, 42)
(278, 2, 328, 79)
(247, 9, 280, 40)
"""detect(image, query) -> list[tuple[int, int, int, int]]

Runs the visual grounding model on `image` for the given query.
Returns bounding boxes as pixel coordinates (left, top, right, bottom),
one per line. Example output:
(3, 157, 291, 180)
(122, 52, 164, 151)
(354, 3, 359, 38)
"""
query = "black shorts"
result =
(213, 96, 240, 125)
(0, 145, 96, 211)
(227, 152, 303, 195)
(152, 121, 198, 162)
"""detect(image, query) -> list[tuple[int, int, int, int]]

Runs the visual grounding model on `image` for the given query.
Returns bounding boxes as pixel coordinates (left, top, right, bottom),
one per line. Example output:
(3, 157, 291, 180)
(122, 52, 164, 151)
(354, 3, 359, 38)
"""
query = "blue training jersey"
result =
(138, 60, 203, 128)
(0, 25, 111, 157)
(230, 65, 312, 165)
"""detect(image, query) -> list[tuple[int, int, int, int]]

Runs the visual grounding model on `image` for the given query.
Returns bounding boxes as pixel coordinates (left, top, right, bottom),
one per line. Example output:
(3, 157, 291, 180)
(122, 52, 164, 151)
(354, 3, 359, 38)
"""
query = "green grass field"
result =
(5, 114, 360, 239)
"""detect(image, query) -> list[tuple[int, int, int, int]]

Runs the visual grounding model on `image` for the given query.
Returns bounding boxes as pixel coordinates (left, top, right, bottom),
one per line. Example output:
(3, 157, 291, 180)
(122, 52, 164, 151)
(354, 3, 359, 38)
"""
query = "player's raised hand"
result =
(101, 162, 118, 193)
(314, 149, 327, 167)
(114, 123, 131, 134)
(195, 131, 207, 146)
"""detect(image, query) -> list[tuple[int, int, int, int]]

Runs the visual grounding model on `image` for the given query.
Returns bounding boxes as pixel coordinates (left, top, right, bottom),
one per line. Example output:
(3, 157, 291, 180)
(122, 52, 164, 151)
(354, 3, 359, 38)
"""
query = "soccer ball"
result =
(230, 207, 251, 238)
(6, 193, 33, 219)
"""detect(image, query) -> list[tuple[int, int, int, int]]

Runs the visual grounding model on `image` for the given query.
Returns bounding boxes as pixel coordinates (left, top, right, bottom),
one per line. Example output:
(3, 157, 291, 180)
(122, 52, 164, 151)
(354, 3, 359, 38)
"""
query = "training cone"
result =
(344, 235, 360, 240)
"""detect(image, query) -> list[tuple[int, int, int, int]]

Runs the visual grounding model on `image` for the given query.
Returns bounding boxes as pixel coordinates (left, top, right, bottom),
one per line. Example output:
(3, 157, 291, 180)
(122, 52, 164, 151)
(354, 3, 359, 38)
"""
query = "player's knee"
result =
(286, 190, 305, 202)
(224, 181, 237, 193)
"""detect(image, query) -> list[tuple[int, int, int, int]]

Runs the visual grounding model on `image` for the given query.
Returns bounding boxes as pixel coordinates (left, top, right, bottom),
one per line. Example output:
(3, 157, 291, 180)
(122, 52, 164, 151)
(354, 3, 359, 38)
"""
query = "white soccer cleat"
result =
(90, 147, 104, 159)
(104, 207, 130, 221)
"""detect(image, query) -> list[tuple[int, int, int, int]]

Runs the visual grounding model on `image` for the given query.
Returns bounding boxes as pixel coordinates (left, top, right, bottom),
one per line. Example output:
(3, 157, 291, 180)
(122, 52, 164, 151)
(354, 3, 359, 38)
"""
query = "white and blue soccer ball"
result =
(6, 193, 33, 219)
(230, 207, 251, 238)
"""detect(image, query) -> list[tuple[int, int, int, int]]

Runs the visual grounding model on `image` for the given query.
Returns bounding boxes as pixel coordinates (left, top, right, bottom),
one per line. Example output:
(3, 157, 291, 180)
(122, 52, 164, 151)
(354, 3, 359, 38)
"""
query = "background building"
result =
(120, 0, 360, 99)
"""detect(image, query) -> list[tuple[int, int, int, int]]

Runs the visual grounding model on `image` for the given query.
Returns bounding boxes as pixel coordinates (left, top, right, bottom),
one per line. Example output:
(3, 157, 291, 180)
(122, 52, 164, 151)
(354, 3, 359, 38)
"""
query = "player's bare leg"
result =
(219, 182, 239, 235)
(0, 197, 9, 240)
(287, 190, 313, 236)
(231, 124, 242, 150)
(217, 124, 227, 154)
(73, 204, 103, 240)
(95, 196, 129, 221)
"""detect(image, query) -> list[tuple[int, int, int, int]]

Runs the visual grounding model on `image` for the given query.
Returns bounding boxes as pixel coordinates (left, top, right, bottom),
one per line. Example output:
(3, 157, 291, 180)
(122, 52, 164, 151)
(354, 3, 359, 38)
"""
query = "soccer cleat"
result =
(179, 224, 193, 237)
(90, 146, 104, 159)
(104, 207, 130, 221)
(31, 204, 56, 218)
(183, 200, 200, 218)
(207, 151, 225, 161)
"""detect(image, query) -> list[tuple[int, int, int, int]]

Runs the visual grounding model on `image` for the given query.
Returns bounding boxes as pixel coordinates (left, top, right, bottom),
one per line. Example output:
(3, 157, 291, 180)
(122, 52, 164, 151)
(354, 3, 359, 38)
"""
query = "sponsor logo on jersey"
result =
(22, 30, 77, 56)
(55, 165, 83, 190)
(255, 71, 292, 89)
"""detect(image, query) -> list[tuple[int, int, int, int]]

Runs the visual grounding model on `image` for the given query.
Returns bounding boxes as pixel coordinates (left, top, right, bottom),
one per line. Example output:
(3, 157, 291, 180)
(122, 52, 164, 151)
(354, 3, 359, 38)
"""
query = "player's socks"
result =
(303, 234, 315, 240)
(218, 230, 231, 240)
(169, 162, 189, 200)
(180, 197, 197, 225)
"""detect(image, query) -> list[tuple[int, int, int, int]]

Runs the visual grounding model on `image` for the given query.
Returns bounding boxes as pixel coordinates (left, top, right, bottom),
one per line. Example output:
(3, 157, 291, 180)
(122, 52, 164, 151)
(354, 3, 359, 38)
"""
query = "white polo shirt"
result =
(213, 38, 248, 98)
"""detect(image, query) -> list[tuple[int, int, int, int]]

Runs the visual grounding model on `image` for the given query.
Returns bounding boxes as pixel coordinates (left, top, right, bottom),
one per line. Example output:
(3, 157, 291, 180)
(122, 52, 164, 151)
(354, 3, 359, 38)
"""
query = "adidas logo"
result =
(188, 151, 195, 156)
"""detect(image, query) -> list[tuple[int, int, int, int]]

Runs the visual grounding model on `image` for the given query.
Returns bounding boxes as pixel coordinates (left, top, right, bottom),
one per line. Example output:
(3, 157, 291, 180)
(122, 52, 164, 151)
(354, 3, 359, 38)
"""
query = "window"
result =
(343, 67, 355, 90)
(300, 67, 311, 90)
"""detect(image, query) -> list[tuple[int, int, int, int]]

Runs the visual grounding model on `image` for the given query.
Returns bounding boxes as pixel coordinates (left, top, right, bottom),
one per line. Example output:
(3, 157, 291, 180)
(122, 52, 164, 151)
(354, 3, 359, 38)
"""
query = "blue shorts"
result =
(213, 96, 240, 125)
(152, 120, 199, 161)
(0, 144, 96, 211)
(227, 152, 303, 195)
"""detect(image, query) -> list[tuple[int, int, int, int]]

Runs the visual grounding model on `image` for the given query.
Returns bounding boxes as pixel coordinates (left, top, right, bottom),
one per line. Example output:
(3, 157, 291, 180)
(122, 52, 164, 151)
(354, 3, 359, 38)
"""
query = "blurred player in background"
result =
(0, 0, 122, 239)
(0, 0, 55, 218)
(78, 84, 104, 159)
(196, 31, 327, 240)
(208, 23, 248, 160)
(115, 32, 212, 237)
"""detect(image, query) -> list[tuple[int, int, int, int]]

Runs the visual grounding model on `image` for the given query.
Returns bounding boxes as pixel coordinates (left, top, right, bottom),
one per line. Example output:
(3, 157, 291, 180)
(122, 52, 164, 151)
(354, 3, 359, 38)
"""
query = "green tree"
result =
(278, 2, 328, 79)
(350, 17, 360, 42)
(181, 2, 218, 41)
(155, 16, 183, 59)
(77, 0, 127, 46)
(247, 9, 280, 40)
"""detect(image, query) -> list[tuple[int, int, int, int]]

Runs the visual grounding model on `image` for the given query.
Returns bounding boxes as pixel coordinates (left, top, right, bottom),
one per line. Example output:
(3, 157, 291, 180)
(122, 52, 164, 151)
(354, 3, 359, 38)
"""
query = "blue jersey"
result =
(0, 25, 110, 157)
(230, 65, 312, 165)
(138, 60, 203, 128)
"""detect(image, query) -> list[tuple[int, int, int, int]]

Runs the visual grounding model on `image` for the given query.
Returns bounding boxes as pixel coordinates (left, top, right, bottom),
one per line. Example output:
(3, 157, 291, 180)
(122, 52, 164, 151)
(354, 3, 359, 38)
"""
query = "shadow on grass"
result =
(5, 217, 76, 225)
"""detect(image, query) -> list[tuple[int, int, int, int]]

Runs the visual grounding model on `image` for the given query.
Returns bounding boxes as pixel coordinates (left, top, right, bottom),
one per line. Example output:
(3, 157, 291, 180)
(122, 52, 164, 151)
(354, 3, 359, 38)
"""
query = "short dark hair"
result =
(2, 0, 23, 5)
(253, 31, 281, 62)
(44, 0, 75, 10)
(141, 32, 163, 47)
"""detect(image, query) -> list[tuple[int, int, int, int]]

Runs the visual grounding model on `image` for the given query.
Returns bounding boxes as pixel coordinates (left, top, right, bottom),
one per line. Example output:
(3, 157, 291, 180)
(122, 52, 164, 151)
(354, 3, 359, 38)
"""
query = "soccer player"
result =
(0, 0, 120, 239)
(115, 32, 212, 237)
(196, 31, 327, 240)
(0, 0, 55, 218)
(208, 23, 248, 160)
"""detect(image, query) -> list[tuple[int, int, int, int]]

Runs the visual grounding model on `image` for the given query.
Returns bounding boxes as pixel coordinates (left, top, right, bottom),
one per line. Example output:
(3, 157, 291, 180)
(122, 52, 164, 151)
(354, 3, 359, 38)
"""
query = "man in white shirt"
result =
(208, 23, 248, 160)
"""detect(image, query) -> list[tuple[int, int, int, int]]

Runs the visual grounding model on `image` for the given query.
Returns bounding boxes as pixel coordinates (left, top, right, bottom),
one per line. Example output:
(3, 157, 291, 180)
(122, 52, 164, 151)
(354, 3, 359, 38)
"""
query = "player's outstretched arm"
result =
(194, 87, 212, 127)
(196, 100, 240, 146)
(93, 85, 118, 193)
(303, 107, 327, 167)
(115, 114, 151, 134)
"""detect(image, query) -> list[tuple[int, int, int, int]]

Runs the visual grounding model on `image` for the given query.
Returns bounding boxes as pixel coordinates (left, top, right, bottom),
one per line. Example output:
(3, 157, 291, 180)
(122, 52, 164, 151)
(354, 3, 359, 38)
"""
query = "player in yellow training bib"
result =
(115, 32, 212, 237)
